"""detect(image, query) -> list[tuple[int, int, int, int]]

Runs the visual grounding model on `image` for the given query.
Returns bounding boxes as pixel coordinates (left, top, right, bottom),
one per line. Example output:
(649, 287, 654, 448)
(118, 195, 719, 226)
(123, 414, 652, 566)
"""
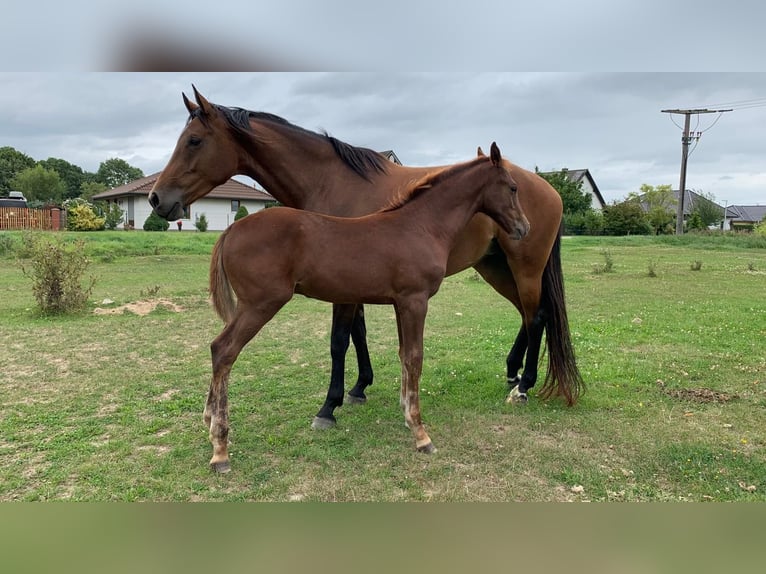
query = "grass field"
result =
(1, 230, 764, 501)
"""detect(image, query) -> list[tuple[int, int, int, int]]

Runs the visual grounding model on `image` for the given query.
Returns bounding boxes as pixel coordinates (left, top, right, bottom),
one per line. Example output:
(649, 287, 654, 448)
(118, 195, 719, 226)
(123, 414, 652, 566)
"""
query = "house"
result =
(637, 189, 724, 226)
(380, 150, 402, 165)
(92, 173, 274, 231)
(723, 205, 766, 231)
(539, 168, 606, 211)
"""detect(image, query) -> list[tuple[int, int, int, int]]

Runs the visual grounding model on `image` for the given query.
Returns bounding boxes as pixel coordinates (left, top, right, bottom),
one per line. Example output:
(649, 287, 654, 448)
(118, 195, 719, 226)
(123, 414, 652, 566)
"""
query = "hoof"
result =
(346, 393, 367, 405)
(507, 375, 521, 388)
(417, 442, 436, 454)
(210, 460, 231, 474)
(311, 416, 337, 430)
(506, 386, 528, 405)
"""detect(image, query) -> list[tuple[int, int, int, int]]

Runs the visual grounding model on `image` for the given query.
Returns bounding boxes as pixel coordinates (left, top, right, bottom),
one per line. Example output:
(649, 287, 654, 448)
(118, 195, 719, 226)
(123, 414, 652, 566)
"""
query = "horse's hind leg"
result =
(206, 299, 286, 473)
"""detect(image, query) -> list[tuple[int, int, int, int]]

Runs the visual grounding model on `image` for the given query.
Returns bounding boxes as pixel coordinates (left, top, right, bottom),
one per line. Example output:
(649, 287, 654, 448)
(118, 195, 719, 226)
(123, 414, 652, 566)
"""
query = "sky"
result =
(2, 72, 766, 206)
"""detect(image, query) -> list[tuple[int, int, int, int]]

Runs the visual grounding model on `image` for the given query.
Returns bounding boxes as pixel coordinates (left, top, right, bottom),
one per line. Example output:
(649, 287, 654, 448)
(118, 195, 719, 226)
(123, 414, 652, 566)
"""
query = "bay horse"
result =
(206, 143, 528, 471)
(148, 87, 583, 429)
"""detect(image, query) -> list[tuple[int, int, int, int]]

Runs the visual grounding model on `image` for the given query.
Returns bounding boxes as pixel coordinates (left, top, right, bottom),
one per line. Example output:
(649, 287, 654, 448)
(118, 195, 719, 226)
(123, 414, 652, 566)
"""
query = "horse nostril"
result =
(148, 192, 159, 209)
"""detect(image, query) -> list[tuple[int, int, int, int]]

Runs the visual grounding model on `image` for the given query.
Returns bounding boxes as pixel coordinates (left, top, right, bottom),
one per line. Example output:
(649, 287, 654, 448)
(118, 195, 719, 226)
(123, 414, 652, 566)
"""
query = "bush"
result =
(20, 234, 96, 315)
(101, 202, 124, 230)
(195, 213, 209, 232)
(144, 210, 170, 231)
(64, 198, 106, 231)
(564, 209, 604, 235)
(603, 201, 652, 236)
(234, 205, 249, 221)
(0, 233, 17, 257)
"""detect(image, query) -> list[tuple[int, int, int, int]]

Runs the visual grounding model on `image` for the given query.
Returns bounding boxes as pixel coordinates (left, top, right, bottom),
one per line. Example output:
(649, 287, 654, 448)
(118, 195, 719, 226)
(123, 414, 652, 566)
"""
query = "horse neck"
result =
(237, 118, 372, 213)
(399, 165, 488, 241)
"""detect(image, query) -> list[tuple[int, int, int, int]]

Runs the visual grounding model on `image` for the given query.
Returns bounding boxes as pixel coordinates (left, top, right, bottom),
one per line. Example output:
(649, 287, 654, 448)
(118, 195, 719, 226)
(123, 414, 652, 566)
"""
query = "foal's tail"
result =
(537, 225, 585, 406)
(209, 228, 237, 324)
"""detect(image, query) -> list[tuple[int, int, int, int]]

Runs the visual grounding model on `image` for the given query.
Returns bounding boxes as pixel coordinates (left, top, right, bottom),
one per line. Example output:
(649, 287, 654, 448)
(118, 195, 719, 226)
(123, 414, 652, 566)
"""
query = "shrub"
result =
(603, 201, 651, 236)
(195, 213, 209, 232)
(101, 202, 124, 230)
(64, 198, 106, 231)
(592, 248, 615, 274)
(647, 258, 658, 278)
(20, 234, 96, 315)
(0, 233, 17, 257)
(144, 210, 170, 231)
(234, 205, 249, 221)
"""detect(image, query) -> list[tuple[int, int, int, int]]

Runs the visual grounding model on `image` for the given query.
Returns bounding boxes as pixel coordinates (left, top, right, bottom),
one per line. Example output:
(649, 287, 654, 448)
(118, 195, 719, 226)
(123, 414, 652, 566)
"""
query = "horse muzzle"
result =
(148, 190, 185, 221)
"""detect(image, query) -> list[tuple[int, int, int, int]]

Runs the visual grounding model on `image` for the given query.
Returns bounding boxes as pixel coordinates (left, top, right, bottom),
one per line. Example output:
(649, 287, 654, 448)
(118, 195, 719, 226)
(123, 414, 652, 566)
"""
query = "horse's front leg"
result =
(395, 298, 434, 453)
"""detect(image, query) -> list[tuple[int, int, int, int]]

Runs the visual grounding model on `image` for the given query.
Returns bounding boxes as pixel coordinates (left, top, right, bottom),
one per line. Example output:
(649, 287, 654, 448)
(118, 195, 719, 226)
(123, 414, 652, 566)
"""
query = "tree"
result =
(37, 157, 88, 200)
(536, 167, 592, 214)
(0, 146, 36, 195)
(630, 184, 675, 235)
(690, 190, 724, 228)
(96, 158, 144, 188)
(603, 200, 651, 236)
(80, 181, 108, 201)
(10, 165, 66, 204)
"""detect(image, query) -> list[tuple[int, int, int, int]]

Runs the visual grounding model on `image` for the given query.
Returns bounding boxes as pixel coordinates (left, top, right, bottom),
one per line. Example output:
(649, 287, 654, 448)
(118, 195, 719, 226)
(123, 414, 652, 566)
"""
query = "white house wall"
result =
(580, 180, 602, 211)
(115, 197, 270, 231)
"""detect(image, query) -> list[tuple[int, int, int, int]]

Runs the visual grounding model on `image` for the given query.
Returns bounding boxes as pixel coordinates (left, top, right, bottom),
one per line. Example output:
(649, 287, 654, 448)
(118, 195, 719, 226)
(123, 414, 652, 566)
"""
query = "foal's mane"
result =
(192, 104, 389, 181)
(381, 156, 488, 213)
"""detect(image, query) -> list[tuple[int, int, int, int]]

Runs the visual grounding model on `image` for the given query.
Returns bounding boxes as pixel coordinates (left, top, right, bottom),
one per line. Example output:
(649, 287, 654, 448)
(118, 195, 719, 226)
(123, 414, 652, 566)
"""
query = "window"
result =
(231, 200, 240, 212)
(182, 205, 191, 219)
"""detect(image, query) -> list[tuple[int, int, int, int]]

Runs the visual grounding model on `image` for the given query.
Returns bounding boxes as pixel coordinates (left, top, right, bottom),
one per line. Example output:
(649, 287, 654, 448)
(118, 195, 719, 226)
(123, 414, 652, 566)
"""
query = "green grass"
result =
(1, 231, 764, 501)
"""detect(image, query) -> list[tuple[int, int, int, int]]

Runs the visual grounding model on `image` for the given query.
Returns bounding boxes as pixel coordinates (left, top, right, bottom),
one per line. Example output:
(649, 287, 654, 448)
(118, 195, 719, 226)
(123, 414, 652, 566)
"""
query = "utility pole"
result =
(661, 108, 732, 235)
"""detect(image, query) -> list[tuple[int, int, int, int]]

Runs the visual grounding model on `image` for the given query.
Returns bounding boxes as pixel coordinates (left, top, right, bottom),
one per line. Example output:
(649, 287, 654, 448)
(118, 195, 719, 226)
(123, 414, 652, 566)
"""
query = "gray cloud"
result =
(1, 73, 765, 205)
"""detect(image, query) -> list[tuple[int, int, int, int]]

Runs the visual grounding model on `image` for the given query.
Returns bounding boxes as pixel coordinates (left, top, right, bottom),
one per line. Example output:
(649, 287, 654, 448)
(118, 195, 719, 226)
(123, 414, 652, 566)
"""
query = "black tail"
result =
(537, 226, 584, 406)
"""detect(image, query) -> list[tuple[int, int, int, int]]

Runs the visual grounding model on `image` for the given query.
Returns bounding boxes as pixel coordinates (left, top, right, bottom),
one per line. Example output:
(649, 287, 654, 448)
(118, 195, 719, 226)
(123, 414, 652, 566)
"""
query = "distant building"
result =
(379, 150, 402, 165)
(539, 168, 606, 211)
(92, 173, 274, 231)
(723, 205, 766, 230)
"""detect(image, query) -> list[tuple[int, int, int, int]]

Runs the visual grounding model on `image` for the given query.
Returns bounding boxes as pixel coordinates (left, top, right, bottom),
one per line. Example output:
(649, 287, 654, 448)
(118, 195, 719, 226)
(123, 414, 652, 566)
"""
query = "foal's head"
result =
(477, 142, 530, 240)
(148, 86, 242, 221)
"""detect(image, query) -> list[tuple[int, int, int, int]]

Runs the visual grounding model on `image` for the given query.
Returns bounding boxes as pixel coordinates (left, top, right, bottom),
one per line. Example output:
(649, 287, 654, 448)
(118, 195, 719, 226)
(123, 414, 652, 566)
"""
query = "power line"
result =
(660, 108, 732, 235)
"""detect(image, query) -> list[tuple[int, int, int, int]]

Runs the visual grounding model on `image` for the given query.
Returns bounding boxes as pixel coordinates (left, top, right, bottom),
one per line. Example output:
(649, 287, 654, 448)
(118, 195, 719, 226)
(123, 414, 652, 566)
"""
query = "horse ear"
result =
(183, 92, 199, 115)
(477, 146, 486, 157)
(490, 142, 501, 166)
(192, 84, 213, 116)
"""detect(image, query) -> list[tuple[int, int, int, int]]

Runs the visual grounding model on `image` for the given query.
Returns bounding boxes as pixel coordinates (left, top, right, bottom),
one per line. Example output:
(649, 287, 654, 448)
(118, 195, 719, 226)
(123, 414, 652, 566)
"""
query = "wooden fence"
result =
(0, 207, 65, 231)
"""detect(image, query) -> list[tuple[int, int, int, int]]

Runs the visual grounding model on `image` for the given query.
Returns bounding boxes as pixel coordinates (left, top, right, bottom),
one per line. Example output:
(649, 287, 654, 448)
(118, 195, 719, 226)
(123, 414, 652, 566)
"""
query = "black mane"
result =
(206, 105, 389, 182)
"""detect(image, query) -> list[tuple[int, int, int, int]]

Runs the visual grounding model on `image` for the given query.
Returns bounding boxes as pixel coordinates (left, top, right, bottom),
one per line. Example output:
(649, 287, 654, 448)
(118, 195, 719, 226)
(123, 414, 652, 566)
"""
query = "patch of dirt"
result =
(662, 387, 737, 403)
(93, 299, 184, 316)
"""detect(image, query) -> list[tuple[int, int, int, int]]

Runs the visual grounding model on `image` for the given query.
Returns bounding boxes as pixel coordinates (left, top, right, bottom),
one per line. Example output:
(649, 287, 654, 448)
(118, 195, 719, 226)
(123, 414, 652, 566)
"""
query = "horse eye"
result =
(188, 136, 202, 147)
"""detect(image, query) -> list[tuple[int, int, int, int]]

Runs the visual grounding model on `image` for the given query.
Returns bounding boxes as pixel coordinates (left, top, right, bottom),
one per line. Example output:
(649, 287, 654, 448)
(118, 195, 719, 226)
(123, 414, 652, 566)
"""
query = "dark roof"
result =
(379, 150, 402, 165)
(92, 172, 274, 202)
(636, 189, 723, 217)
(671, 189, 723, 217)
(725, 204, 766, 223)
(540, 168, 606, 208)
